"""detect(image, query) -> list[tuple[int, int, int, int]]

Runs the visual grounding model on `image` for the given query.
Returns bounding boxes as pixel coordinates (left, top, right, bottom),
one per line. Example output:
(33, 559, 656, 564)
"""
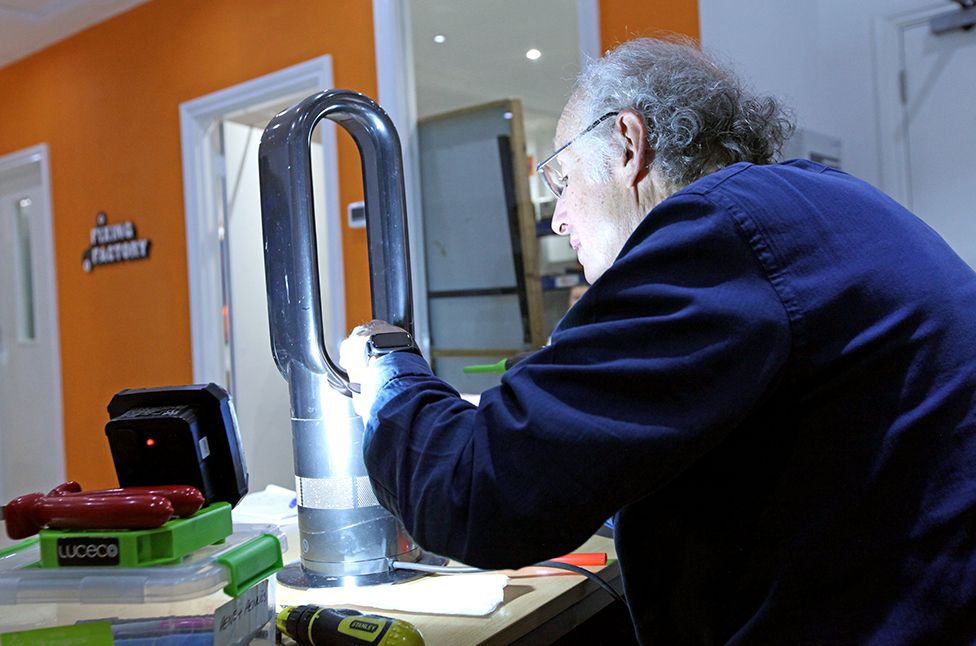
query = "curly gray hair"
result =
(571, 37, 795, 189)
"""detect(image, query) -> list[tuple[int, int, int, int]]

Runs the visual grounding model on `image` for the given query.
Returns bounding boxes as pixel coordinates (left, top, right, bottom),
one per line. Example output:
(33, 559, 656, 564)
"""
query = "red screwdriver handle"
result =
(4, 492, 45, 540)
(551, 552, 607, 567)
(40, 494, 174, 532)
(4, 493, 174, 540)
(47, 483, 205, 517)
(47, 481, 83, 496)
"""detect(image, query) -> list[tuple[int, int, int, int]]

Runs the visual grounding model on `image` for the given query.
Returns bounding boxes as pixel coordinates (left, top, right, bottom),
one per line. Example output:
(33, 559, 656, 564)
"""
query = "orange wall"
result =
(0, 0, 699, 491)
(0, 0, 376, 489)
(599, 0, 700, 48)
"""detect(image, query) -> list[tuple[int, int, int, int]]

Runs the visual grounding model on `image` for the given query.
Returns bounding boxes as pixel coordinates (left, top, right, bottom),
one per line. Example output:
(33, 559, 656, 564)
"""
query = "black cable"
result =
(390, 559, 627, 606)
(534, 560, 626, 606)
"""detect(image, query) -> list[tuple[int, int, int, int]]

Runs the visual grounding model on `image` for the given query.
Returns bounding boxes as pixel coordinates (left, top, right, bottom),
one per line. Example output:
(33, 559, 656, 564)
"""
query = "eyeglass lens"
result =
(541, 163, 565, 198)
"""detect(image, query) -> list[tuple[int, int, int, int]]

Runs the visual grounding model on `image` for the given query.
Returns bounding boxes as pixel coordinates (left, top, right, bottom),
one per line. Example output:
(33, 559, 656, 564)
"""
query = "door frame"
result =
(179, 56, 342, 384)
(874, 3, 948, 206)
(371, 0, 601, 354)
(373, 0, 430, 352)
(0, 143, 65, 498)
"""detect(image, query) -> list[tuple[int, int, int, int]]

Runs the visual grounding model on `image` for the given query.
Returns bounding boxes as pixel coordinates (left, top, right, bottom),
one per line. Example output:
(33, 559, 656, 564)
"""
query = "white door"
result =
(220, 113, 332, 491)
(180, 57, 344, 493)
(0, 147, 65, 505)
(899, 15, 976, 267)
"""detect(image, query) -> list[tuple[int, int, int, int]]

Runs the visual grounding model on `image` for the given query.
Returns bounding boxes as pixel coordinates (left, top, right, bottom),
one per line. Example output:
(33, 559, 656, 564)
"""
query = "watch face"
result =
(371, 331, 411, 349)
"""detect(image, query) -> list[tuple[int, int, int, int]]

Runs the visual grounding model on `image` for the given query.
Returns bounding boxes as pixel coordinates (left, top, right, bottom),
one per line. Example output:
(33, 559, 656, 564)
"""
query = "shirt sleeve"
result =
(363, 191, 793, 569)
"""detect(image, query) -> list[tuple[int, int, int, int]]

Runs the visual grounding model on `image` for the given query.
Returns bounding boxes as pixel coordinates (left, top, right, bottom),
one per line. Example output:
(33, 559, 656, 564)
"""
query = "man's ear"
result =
(615, 109, 653, 188)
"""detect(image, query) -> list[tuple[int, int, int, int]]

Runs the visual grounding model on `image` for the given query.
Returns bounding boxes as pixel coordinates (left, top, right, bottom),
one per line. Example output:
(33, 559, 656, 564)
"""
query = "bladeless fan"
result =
(258, 90, 444, 587)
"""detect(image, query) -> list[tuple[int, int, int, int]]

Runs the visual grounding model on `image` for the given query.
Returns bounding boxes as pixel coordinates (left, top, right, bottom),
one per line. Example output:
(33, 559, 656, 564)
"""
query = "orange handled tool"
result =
(551, 552, 607, 567)
(47, 481, 204, 517)
(1, 491, 174, 540)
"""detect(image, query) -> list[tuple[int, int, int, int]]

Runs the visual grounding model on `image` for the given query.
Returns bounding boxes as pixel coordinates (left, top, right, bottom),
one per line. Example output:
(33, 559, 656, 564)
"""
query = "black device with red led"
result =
(104, 383, 248, 507)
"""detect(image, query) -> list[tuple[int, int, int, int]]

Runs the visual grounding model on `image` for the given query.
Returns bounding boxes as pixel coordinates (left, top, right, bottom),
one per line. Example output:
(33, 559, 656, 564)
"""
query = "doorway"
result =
(877, 5, 976, 267)
(180, 57, 343, 490)
(0, 144, 64, 504)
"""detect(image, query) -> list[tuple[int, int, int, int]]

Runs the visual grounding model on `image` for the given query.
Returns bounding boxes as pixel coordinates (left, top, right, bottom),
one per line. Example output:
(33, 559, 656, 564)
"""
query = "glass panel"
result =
(14, 197, 36, 341)
(409, 0, 585, 364)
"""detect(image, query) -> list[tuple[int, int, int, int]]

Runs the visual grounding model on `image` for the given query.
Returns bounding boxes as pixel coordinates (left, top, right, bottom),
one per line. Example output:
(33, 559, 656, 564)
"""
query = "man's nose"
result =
(551, 198, 569, 235)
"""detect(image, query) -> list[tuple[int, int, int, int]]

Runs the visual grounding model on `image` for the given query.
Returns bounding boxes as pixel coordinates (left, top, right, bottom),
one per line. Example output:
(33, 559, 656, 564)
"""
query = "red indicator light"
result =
(146, 438, 155, 447)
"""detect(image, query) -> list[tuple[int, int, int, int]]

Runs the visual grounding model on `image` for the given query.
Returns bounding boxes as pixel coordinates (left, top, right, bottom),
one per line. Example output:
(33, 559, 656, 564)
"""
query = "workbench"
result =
(275, 528, 622, 646)
(1, 525, 622, 644)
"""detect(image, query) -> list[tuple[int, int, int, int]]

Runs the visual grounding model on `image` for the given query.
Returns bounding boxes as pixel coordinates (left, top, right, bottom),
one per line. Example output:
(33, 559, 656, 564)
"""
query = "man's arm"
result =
(358, 192, 793, 569)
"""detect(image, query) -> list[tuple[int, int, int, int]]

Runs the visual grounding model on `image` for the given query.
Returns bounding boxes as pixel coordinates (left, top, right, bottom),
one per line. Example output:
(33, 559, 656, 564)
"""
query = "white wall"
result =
(699, 0, 942, 189)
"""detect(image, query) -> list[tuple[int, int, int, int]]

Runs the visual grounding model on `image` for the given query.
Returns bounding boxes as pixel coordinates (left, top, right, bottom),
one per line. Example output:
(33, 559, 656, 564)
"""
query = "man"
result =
(340, 38, 976, 644)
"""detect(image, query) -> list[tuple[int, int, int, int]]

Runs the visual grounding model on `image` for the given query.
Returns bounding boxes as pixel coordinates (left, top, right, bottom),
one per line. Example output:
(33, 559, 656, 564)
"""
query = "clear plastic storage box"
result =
(0, 524, 285, 642)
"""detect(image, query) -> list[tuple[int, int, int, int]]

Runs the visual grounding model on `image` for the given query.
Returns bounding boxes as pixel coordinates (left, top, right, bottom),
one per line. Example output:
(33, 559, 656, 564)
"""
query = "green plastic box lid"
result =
(0, 524, 285, 604)
(37, 502, 234, 569)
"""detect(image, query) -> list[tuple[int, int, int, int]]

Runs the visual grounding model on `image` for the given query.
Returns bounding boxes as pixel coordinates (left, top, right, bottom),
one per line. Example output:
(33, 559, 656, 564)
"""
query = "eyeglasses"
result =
(535, 111, 619, 199)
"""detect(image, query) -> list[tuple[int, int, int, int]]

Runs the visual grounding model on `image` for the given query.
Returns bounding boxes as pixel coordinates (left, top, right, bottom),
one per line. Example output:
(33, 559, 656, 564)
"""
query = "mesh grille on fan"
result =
(295, 475, 379, 509)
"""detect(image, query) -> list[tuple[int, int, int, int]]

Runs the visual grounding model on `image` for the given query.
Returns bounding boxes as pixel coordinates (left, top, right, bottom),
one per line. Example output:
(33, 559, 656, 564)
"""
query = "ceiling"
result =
(409, 0, 583, 121)
(0, 0, 146, 70)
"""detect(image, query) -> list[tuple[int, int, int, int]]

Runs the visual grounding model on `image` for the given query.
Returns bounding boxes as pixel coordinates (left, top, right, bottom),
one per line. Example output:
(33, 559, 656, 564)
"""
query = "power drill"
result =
(276, 605, 425, 645)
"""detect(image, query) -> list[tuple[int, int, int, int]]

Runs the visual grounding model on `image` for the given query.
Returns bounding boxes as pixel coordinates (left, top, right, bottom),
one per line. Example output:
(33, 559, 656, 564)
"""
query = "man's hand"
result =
(339, 319, 406, 419)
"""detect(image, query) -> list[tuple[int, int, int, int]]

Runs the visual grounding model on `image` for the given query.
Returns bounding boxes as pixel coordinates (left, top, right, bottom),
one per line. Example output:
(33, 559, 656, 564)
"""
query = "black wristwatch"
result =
(365, 331, 421, 360)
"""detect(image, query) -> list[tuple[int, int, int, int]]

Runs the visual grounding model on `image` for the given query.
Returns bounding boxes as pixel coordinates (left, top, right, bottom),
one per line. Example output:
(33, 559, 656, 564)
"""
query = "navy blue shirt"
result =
(363, 161, 976, 644)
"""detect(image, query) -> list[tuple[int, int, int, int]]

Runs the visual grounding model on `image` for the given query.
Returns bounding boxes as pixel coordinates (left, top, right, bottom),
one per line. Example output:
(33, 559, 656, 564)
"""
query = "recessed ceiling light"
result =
(526, 48, 542, 61)
(433, 34, 446, 44)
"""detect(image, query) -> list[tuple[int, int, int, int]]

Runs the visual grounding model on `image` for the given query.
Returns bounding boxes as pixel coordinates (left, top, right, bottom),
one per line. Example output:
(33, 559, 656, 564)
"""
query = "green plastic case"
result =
(0, 525, 285, 605)
(37, 502, 232, 568)
(0, 526, 285, 635)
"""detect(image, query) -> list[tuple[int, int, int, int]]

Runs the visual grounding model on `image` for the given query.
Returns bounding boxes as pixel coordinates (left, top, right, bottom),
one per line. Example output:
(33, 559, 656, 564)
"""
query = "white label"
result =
(199, 436, 210, 459)
(213, 579, 271, 646)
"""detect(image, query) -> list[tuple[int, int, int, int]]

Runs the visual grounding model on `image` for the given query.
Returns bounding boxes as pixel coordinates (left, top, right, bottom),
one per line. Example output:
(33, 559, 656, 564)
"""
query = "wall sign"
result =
(82, 211, 152, 273)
